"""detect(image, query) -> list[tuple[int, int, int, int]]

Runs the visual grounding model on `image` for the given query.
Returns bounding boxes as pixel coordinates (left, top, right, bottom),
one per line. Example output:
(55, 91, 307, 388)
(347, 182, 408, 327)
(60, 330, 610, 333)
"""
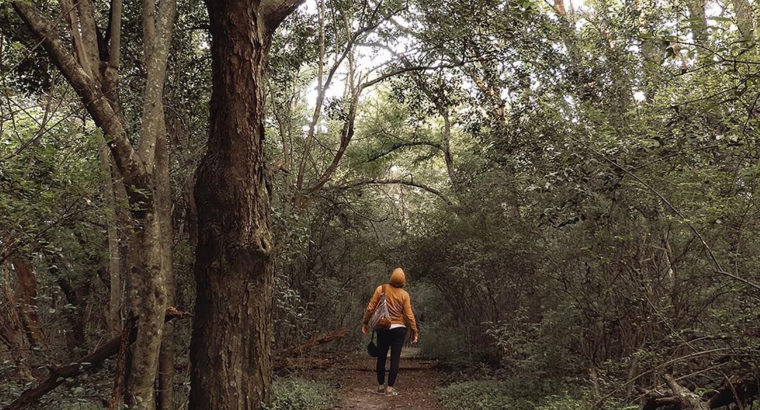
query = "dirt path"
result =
(333, 347, 444, 409)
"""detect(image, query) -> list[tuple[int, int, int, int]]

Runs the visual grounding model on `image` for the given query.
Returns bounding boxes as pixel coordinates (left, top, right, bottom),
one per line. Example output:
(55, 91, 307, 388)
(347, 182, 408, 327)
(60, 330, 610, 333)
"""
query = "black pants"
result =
(376, 327, 406, 386)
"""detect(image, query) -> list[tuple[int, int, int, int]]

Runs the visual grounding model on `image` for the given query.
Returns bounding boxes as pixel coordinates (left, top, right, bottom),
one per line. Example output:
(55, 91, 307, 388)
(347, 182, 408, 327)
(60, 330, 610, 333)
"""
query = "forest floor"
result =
(305, 347, 444, 409)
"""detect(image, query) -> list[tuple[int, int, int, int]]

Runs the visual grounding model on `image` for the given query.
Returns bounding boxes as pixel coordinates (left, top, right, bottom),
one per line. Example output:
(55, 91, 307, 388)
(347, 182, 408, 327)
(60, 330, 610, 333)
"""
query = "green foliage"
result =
(436, 380, 597, 410)
(437, 380, 520, 410)
(265, 377, 335, 410)
(4, 0, 760, 406)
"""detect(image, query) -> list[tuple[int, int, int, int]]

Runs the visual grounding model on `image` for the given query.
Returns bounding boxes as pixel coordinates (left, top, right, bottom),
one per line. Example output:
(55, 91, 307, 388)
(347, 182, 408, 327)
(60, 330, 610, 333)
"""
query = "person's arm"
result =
(403, 293, 419, 342)
(361, 286, 382, 326)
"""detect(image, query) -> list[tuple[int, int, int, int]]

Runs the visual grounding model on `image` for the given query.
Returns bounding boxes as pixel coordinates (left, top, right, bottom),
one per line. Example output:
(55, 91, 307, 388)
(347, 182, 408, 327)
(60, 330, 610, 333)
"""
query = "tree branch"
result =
(74, 0, 101, 80)
(261, 0, 306, 32)
(365, 141, 444, 162)
(307, 91, 361, 193)
(135, 0, 176, 171)
(335, 178, 452, 205)
(359, 63, 465, 90)
(3, 308, 190, 410)
(11, 1, 147, 185)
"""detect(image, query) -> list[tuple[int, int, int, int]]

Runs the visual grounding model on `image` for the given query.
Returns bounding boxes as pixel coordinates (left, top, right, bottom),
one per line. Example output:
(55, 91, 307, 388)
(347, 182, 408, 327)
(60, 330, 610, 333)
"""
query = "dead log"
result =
(3, 307, 189, 410)
(663, 374, 710, 410)
(641, 374, 759, 409)
(282, 327, 346, 356)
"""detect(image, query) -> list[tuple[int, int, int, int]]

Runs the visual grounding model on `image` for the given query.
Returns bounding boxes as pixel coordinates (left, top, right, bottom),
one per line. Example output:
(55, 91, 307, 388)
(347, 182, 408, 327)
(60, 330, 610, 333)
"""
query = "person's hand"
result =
(412, 335, 419, 344)
(362, 324, 369, 334)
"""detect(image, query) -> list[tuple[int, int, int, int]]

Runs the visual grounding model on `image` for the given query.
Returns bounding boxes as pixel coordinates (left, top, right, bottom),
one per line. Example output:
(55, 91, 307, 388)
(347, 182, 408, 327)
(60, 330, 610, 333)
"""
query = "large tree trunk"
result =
(189, 0, 300, 407)
(189, 4, 273, 408)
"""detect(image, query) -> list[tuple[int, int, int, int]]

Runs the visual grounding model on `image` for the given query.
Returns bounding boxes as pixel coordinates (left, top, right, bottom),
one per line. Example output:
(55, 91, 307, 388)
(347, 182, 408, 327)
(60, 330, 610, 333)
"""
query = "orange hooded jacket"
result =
(362, 268, 418, 337)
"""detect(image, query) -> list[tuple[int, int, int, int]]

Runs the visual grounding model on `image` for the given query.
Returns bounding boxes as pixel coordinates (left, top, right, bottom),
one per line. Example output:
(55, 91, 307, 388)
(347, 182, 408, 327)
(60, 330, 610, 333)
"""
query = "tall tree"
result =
(10, 0, 177, 405)
(189, 0, 302, 408)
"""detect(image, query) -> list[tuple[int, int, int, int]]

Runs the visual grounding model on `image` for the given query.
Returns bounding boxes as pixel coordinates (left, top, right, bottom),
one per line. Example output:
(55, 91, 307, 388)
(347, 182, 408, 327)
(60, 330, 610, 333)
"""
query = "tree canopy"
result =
(1, 0, 760, 408)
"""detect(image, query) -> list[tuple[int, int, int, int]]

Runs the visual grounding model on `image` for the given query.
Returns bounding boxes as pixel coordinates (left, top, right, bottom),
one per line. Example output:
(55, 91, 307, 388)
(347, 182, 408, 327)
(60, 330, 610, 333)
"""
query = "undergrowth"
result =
(265, 377, 335, 410)
(436, 379, 636, 410)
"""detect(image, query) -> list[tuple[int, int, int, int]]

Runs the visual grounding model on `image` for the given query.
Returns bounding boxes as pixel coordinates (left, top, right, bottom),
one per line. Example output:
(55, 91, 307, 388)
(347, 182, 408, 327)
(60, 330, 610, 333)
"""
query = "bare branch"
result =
(307, 83, 361, 193)
(335, 178, 452, 205)
(359, 63, 465, 90)
(365, 141, 444, 162)
(296, 3, 406, 189)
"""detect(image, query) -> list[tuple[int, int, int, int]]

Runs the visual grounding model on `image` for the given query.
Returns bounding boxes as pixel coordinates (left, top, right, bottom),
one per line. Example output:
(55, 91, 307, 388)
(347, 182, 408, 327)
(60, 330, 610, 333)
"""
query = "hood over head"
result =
(389, 267, 406, 288)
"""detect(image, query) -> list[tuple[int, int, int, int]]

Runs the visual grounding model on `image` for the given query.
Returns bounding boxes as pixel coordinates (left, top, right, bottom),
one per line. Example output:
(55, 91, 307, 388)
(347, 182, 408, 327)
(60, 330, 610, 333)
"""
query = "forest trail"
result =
(334, 347, 444, 409)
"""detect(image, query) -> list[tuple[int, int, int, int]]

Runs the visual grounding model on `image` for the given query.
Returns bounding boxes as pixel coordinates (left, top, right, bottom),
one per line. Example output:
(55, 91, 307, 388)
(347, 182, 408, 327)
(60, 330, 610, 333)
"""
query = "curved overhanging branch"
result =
(365, 141, 444, 162)
(334, 178, 453, 206)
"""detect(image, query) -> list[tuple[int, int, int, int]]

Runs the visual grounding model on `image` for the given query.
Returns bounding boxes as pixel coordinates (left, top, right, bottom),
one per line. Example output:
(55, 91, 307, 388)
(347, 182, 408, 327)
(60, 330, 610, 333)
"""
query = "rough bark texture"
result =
(0, 259, 37, 380)
(123, 206, 166, 408)
(10, 258, 45, 348)
(189, 0, 300, 407)
(190, 3, 274, 408)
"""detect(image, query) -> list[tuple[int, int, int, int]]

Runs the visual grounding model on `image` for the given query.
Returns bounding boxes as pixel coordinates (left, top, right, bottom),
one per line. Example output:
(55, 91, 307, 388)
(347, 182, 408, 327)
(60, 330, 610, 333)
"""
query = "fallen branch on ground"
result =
(4, 307, 190, 410)
(282, 327, 347, 356)
(641, 374, 759, 409)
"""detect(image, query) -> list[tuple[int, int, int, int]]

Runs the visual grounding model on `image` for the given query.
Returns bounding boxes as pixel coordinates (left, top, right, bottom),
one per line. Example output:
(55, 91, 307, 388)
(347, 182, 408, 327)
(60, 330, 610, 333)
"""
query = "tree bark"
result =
(0, 260, 34, 380)
(99, 136, 123, 336)
(155, 127, 175, 410)
(10, 258, 45, 348)
(189, 0, 301, 408)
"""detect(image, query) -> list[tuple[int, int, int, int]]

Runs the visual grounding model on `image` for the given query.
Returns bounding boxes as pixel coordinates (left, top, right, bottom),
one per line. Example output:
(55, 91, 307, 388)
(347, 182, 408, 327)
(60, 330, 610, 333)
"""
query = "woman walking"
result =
(362, 267, 419, 396)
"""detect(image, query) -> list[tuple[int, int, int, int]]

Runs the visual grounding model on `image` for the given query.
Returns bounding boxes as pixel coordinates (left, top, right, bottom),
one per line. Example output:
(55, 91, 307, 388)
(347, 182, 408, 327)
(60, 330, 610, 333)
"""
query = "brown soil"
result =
(332, 347, 444, 409)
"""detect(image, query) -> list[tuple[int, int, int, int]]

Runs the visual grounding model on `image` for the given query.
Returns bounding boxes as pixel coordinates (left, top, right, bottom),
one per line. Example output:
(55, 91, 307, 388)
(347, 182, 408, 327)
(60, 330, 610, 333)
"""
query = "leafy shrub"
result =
(436, 380, 596, 410)
(436, 380, 529, 410)
(418, 321, 470, 363)
(266, 377, 335, 410)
